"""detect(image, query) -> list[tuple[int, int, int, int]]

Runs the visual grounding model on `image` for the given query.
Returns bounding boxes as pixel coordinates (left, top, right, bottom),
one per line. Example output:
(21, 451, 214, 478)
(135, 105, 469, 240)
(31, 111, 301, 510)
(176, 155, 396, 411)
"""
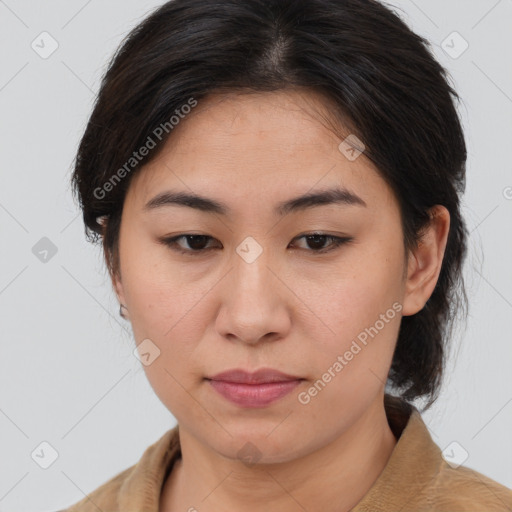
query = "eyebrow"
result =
(143, 186, 367, 217)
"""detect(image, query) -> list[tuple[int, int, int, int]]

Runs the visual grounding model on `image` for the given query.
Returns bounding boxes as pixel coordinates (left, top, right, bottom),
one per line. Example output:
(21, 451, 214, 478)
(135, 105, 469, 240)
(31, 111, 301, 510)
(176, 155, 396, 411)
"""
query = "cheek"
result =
(311, 246, 402, 333)
(302, 242, 404, 381)
(119, 233, 204, 345)
(120, 240, 209, 417)
(296, 284, 401, 421)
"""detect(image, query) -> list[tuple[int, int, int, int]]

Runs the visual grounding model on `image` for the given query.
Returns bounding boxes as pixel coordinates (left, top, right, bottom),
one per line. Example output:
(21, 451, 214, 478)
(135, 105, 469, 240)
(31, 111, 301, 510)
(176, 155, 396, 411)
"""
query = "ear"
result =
(103, 243, 127, 307)
(402, 205, 450, 316)
(112, 271, 127, 306)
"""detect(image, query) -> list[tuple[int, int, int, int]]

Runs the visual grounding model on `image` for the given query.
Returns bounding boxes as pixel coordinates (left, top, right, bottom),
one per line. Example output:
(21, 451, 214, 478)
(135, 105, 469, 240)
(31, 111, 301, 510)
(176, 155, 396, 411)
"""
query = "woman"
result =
(62, 0, 512, 510)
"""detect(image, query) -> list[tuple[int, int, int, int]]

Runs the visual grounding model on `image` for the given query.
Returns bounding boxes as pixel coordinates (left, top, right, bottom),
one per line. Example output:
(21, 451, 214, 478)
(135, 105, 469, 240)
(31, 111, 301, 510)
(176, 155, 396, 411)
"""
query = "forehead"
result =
(162, 88, 350, 156)
(126, 89, 396, 214)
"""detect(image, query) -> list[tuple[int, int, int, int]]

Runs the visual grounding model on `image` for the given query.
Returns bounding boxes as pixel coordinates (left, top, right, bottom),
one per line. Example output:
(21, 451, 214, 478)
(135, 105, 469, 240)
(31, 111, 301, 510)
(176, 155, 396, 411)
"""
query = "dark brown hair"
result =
(71, 0, 469, 410)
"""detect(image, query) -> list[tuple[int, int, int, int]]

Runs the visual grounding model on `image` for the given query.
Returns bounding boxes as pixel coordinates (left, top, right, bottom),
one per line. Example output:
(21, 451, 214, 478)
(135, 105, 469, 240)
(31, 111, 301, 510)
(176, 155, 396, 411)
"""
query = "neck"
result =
(160, 394, 398, 512)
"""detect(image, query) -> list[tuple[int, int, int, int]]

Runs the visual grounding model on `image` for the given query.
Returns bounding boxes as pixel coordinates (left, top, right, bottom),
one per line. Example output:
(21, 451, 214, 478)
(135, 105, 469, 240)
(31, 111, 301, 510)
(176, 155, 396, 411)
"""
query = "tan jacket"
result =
(61, 396, 512, 511)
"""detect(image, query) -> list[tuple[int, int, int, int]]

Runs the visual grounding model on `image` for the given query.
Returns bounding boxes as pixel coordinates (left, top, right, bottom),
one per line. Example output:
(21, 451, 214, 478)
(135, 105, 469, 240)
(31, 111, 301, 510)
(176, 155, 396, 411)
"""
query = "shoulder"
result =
(356, 397, 512, 511)
(59, 426, 181, 512)
(428, 461, 512, 510)
(61, 464, 136, 512)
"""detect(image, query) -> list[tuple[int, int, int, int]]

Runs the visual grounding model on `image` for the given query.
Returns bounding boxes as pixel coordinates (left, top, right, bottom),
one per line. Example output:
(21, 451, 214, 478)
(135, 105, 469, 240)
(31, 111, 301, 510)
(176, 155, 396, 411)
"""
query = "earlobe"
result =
(113, 274, 126, 306)
(402, 205, 450, 316)
(114, 278, 125, 304)
(112, 272, 129, 319)
(103, 243, 127, 307)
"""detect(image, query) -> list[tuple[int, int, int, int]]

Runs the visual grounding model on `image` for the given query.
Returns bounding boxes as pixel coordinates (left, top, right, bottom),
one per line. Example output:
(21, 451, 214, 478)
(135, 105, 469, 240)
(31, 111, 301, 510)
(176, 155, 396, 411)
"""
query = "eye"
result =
(290, 233, 353, 253)
(159, 232, 353, 256)
(160, 234, 219, 254)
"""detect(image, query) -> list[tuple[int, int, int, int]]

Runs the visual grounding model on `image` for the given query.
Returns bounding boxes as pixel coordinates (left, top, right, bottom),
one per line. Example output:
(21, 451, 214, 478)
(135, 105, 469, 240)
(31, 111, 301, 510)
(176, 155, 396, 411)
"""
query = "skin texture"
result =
(109, 89, 450, 512)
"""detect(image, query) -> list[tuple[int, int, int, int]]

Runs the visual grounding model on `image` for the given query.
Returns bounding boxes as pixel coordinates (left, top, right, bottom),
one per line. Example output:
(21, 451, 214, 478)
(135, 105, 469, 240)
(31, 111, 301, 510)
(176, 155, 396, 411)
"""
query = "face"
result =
(112, 89, 419, 463)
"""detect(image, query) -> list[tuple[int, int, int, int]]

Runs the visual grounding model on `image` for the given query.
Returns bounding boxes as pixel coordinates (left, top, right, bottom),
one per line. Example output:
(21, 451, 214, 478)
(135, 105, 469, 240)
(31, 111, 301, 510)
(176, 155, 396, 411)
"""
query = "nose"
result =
(214, 241, 292, 346)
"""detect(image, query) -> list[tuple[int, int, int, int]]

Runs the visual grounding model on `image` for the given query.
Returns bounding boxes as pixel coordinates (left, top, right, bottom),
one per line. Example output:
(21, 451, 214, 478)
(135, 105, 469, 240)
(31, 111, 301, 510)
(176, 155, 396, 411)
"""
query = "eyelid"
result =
(291, 233, 354, 253)
(159, 232, 353, 256)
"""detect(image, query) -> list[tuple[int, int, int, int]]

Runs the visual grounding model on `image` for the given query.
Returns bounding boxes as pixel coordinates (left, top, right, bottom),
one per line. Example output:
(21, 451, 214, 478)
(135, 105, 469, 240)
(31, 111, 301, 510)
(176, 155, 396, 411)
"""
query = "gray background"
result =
(0, 0, 511, 510)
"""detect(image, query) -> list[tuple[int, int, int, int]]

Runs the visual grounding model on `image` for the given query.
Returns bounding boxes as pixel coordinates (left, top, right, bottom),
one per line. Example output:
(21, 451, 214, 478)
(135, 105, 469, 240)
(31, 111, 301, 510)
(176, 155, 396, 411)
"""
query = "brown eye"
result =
(291, 233, 353, 253)
(160, 232, 353, 256)
(160, 235, 219, 254)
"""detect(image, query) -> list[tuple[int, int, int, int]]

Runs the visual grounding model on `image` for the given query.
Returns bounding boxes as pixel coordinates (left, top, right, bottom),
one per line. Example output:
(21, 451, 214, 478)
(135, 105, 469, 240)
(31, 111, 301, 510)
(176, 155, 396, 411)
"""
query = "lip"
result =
(208, 368, 302, 384)
(206, 368, 303, 408)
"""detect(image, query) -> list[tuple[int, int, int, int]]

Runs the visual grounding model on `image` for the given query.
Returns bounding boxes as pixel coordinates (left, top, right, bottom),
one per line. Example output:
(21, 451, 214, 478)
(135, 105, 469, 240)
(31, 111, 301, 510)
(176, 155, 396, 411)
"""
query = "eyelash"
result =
(159, 233, 353, 256)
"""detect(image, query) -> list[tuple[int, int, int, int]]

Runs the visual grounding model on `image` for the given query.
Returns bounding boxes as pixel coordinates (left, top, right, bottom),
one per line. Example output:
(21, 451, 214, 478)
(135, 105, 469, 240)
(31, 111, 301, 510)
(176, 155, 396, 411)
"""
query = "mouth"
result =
(207, 368, 303, 384)
(205, 368, 304, 408)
